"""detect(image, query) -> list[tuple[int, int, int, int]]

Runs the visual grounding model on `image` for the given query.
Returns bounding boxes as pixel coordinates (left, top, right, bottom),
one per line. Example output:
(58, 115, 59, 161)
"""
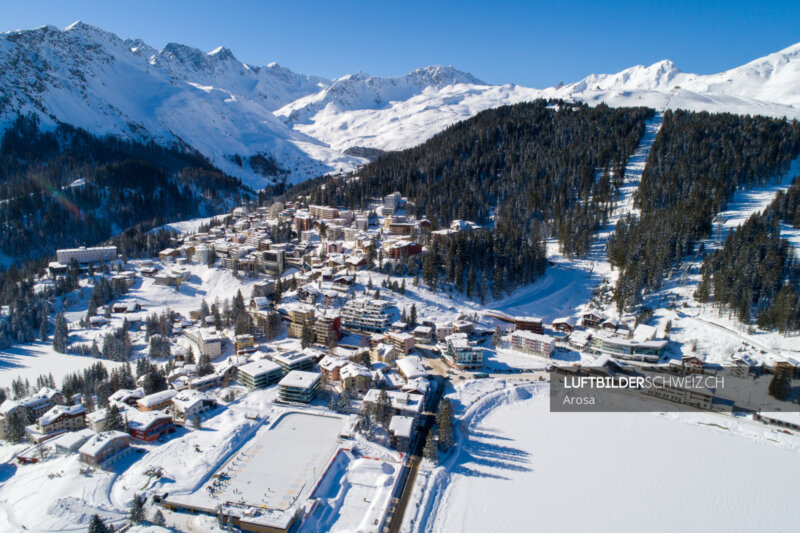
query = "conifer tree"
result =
(5, 412, 24, 443)
(423, 428, 438, 462)
(87, 514, 111, 533)
(104, 404, 125, 432)
(129, 493, 145, 524)
(436, 399, 455, 451)
(53, 313, 68, 353)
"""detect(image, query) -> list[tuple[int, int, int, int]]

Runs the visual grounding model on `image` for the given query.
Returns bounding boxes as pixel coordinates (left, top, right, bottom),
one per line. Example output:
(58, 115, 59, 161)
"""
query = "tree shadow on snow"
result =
(452, 433, 532, 479)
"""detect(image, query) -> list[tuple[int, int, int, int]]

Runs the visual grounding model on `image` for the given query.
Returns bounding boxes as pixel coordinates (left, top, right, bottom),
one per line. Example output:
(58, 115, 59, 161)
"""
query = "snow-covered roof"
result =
(319, 355, 348, 372)
(396, 356, 427, 379)
(79, 430, 129, 456)
(279, 370, 320, 390)
(39, 404, 85, 426)
(340, 363, 371, 380)
(633, 324, 657, 342)
(238, 358, 282, 377)
(511, 330, 556, 343)
(402, 377, 430, 395)
(389, 415, 415, 439)
(172, 389, 213, 412)
(388, 331, 414, 342)
(127, 410, 172, 430)
(51, 428, 94, 450)
(759, 411, 800, 426)
(0, 400, 20, 416)
(109, 388, 144, 403)
(363, 389, 423, 414)
(272, 350, 315, 366)
(137, 389, 178, 408)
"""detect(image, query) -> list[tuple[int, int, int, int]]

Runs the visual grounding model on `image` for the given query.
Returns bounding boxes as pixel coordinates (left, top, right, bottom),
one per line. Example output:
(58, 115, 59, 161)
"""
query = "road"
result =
(384, 376, 444, 533)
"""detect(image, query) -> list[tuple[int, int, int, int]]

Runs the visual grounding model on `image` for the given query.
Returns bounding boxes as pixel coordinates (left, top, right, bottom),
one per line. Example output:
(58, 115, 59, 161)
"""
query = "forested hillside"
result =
(0, 115, 249, 262)
(695, 177, 800, 332)
(609, 110, 800, 312)
(289, 100, 652, 296)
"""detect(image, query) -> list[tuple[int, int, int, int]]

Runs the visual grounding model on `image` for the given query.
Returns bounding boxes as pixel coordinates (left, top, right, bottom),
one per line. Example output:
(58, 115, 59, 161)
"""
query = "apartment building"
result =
(510, 330, 556, 358)
(278, 371, 321, 403)
(341, 298, 391, 332)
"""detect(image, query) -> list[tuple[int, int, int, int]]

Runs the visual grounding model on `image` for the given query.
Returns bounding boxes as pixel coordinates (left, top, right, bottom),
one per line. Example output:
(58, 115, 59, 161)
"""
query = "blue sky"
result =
(2, 0, 799, 87)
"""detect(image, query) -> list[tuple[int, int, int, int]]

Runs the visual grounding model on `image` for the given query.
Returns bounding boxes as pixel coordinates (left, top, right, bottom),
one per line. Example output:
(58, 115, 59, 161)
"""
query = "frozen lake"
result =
(429, 387, 800, 532)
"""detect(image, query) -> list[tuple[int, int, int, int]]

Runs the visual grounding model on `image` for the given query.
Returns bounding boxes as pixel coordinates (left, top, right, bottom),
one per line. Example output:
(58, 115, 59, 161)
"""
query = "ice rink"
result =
(188, 411, 344, 511)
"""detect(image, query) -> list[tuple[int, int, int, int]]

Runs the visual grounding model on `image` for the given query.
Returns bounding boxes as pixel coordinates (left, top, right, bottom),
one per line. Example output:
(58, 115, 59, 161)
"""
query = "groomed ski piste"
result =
(401, 380, 800, 533)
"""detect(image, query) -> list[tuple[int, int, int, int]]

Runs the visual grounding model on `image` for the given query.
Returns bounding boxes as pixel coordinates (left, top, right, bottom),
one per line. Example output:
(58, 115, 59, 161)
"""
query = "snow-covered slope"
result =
(278, 42, 800, 154)
(547, 42, 800, 120)
(3, 22, 800, 187)
(0, 22, 359, 188)
(277, 81, 541, 151)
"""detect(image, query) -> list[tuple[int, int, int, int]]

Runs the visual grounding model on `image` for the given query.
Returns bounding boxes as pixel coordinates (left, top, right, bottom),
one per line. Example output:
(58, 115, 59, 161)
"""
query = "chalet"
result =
(136, 390, 178, 412)
(682, 355, 706, 374)
(552, 317, 575, 334)
(189, 373, 225, 392)
(112, 301, 141, 313)
(319, 355, 349, 384)
(171, 390, 218, 423)
(514, 316, 544, 335)
(402, 377, 430, 398)
(109, 388, 144, 408)
(363, 389, 424, 420)
(158, 248, 181, 263)
(601, 318, 621, 332)
(79, 431, 131, 468)
(235, 334, 256, 356)
(52, 428, 94, 455)
(26, 404, 86, 443)
(370, 343, 402, 365)
(396, 356, 427, 380)
(582, 311, 605, 329)
(340, 363, 372, 394)
(389, 415, 414, 452)
(127, 411, 174, 442)
(453, 321, 474, 334)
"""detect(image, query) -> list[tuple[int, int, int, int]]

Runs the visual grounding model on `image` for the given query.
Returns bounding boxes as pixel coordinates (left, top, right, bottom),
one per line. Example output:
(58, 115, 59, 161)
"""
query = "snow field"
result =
(416, 381, 800, 533)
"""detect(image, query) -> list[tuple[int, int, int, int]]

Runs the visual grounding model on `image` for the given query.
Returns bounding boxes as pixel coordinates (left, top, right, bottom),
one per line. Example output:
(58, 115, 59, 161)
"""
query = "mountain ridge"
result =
(2, 22, 800, 189)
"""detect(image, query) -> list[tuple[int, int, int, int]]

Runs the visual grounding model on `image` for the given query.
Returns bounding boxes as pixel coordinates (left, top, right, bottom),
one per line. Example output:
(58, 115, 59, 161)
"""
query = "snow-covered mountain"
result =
(2, 22, 800, 188)
(545, 43, 800, 119)
(0, 22, 356, 188)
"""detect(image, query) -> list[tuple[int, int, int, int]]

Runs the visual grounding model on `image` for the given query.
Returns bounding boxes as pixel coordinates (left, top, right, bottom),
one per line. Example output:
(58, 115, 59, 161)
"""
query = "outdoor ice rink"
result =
(191, 411, 344, 511)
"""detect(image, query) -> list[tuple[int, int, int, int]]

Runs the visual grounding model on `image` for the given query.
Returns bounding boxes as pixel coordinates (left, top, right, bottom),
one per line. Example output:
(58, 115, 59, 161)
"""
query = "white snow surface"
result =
(412, 381, 800, 533)
(4, 23, 800, 188)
